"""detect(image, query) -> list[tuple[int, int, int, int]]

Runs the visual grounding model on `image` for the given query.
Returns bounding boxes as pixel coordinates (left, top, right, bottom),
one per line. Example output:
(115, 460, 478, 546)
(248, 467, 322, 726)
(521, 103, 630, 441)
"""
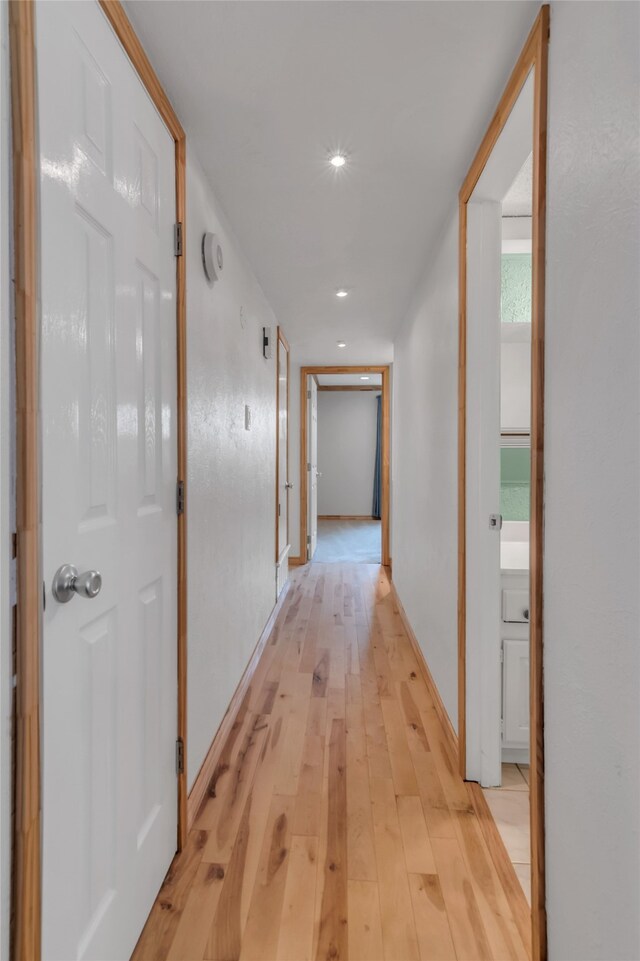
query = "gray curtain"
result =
(372, 394, 382, 519)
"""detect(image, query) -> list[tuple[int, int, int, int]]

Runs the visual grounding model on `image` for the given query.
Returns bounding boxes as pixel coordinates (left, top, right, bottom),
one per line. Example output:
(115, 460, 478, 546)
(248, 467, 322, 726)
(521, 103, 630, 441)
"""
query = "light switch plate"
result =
(244, 404, 252, 431)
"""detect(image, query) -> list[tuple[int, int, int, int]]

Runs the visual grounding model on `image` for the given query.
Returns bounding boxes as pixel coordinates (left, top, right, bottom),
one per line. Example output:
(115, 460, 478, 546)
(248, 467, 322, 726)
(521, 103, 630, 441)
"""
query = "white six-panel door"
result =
(38, 2, 178, 958)
(308, 377, 318, 560)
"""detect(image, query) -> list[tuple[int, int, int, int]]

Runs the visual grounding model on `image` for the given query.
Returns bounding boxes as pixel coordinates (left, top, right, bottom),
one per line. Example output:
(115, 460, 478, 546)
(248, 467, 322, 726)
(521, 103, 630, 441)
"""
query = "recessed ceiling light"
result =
(337, 341, 347, 348)
(360, 376, 370, 381)
(336, 289, 348, 298)
(330, 153, 346, 168)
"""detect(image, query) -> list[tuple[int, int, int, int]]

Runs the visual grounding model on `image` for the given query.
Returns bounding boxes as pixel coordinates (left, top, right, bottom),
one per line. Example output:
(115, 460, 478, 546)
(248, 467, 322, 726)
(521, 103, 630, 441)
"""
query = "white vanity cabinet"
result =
(501, 569, 530, 760)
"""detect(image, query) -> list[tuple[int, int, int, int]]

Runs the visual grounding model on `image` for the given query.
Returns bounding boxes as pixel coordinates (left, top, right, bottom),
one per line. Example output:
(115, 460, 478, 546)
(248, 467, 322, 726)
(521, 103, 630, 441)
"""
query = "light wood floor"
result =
(133, 564, 530, 961)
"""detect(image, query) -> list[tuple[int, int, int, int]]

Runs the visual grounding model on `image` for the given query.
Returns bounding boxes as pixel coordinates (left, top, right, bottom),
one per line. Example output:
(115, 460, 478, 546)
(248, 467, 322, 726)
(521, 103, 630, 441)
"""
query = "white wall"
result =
(392, 213, 459, 728)
(317, 391, 378, 516)
(186, 154, 278, 789)
(501, 327, 531, 432)
(544, 3, 640, 957)
(501, 220, 532, 433)
(391, 3, 640, 956)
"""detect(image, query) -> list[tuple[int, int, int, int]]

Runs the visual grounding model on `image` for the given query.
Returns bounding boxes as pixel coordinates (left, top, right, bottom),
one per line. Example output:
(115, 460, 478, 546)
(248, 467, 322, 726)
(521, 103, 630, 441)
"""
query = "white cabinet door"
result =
(502, 588, 530, 623)
(38, 3, 178, 958)
(308, 377, 318, 559)
(502, 639, 530, 747)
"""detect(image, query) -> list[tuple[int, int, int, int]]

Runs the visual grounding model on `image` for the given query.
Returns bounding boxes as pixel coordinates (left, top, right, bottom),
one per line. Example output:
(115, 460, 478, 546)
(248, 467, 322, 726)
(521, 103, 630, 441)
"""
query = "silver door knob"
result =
(52, 564, 102, 603)
(285, 482, 294, 489)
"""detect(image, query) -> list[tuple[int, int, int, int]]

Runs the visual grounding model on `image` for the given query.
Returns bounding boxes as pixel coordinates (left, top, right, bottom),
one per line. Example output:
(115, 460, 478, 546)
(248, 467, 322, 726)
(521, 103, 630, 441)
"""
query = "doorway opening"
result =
(316, 373, 382, 563)
(300, 366, 390, 566)
(481, 153, 534, 905)
(458, 7, 548, 958)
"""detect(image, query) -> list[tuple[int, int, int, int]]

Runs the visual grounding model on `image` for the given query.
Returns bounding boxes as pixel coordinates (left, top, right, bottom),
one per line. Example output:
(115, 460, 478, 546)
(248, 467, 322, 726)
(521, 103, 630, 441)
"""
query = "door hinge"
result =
(307, 390, 311, 399)
(175, 737, 185, 775)
(10, 556, 17, 607)
(176, 479, 185, 515)
(307, 534, 311, 544)
(174, 222, 183, 257)
(500, 646, 504, 663)
(307, 462, 311, 471)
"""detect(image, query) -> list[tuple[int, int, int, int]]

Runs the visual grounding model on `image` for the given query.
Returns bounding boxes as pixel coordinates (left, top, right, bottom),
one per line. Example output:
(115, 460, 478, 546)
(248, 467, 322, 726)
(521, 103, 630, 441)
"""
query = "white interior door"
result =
(276, 333, 290, 596)
(307, 377, 318, 560)
(38, 3, 178, 958)
(465, 200, 502, 787)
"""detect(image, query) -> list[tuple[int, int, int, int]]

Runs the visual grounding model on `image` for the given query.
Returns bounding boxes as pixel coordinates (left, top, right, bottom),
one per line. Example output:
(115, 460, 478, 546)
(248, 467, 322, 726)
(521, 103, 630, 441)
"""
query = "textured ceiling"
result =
(125, 0, 539, 361)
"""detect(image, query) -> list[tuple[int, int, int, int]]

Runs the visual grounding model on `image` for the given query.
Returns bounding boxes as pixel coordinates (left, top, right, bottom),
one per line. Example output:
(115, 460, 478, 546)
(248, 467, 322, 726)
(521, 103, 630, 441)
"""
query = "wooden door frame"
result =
(299, 365, 390, 567)
(275, 327, 290, 562)
(457, 6, 549, 959)
(10, 2, 188, 956)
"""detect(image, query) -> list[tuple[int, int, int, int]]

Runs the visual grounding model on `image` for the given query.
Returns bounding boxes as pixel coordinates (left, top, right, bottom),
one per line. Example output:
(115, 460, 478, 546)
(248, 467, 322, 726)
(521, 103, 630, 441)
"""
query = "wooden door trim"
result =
(299, 365, 390, 567)
(317, 384, 381, 392)
(10, 3, 41, 957)
(11, 1, 189, 955)
(275, 327, 290, 560)
(457, 7, 549, 959)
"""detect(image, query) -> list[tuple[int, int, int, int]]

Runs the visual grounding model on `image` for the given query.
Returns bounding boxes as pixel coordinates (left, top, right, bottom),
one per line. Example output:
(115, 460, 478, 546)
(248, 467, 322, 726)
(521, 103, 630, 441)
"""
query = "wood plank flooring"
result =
(132, 564, 530, 961)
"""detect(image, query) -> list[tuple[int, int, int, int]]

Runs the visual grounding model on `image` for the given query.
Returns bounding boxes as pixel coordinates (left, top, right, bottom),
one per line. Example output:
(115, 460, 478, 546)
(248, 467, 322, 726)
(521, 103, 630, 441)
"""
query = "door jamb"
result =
(299, 365, 390, 567)
(275, 327, 290, 562)
(99, 0, 188, 856)
(10, 2, 188, 956)
(457, 6, 549, 959)
(10, 3, 41, 956)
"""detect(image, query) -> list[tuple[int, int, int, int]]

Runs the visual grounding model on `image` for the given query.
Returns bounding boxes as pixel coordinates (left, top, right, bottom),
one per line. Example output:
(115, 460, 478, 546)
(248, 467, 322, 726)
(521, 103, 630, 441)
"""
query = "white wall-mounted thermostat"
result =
(202, 232, 223, 283)
(263, 326, 273, 360)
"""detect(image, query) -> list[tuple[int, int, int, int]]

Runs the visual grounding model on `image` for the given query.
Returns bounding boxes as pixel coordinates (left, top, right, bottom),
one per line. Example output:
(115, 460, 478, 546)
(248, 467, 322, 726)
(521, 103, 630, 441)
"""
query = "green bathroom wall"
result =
(501, 253, 532, 323)
(500, 446, 530, 521)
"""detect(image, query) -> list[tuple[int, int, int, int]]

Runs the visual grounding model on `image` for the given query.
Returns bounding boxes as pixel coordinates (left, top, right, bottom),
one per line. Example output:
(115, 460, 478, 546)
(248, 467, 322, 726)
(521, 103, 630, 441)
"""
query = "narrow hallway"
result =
(133, 564, 530, 961)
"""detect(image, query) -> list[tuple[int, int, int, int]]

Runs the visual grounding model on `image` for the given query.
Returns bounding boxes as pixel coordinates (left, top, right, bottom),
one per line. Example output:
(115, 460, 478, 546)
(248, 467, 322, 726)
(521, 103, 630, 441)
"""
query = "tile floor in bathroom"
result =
(482, 763, 531, 904)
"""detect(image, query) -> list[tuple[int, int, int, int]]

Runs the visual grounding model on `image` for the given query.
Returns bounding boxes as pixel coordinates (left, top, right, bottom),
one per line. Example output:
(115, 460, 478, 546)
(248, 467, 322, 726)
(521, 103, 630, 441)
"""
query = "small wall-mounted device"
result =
(263, 326, 273, 360)
(202, 232, 223, 283)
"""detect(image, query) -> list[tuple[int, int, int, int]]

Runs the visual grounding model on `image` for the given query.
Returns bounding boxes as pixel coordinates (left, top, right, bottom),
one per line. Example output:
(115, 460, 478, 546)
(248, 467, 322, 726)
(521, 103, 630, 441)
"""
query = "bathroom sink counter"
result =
(500, 520, 529, 572)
